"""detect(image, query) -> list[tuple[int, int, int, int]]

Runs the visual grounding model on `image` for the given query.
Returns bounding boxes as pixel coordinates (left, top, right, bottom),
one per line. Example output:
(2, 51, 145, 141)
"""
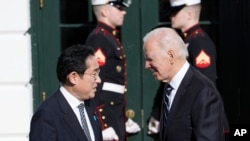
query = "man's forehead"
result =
(144, 50, 158, 59)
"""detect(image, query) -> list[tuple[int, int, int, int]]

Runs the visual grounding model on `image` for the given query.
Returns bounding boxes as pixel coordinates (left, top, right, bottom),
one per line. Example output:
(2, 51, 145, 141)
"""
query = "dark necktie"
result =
(78, 103, 92, 141)
(163, 84, 173, 127)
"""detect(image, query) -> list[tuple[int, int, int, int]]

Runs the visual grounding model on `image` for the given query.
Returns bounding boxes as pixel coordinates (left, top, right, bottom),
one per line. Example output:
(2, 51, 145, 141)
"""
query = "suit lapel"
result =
(166, 67, 193, 127)
(85, 100, 101, 140)
(160, 67, 195, 140)
(55, 90, 87, 140)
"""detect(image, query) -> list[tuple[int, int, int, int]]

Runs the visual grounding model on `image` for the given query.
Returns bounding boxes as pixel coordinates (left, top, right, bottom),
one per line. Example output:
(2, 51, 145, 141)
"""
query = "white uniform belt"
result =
(102, 82, 125, 94)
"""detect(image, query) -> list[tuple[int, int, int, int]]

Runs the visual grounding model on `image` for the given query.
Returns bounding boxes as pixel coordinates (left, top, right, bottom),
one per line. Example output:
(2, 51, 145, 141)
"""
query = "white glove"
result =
(125, 118, 141, 133)
(102, 127, 119, 140)
(147, 116, 160, 134)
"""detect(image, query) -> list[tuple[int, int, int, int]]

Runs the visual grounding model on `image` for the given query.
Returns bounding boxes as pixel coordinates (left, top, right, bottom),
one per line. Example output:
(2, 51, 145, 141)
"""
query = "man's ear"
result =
(167, 50, 174, 59)
(186, 8, 194, 21)
(167, 50, 175, 64)
(101, 6, 109, 17)
(67, 72, 78, 85)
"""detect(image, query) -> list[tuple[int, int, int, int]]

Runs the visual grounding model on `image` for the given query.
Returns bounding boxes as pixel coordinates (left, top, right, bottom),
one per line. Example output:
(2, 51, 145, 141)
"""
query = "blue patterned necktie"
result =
(78, 103, 92, 141)
(163, 84, 173, 127)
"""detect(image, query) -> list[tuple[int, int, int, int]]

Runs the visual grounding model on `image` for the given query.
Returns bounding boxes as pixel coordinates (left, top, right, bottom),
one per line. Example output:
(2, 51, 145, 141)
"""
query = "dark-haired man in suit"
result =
(29, 44, 102, 141)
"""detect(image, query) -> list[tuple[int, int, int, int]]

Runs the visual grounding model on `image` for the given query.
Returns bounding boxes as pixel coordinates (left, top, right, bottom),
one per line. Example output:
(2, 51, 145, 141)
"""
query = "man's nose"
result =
(145, 61, 150, 69)
(96, 75, 101, 83)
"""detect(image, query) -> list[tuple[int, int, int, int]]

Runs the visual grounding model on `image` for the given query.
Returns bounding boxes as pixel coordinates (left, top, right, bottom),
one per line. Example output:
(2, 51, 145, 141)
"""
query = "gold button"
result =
(124, 87, 127, 92)
(119, 56, 123, 59)
(112, 30, 116, 35)
(110, 101, 114, 106)
(126, 109, 135, 118)
(99, 108, 103, 112)
(116, 65, 122, 72)
(183, 32, 187, 37)
(102, 116, 106, 119)
(104, 124, 108, 127)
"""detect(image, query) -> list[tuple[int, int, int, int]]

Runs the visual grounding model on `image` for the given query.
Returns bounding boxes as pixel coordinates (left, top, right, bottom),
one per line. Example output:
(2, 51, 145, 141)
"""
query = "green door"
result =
(30, 0, 220, 140)
(123, 1, 160, 140)
(30, 0, 61, 107)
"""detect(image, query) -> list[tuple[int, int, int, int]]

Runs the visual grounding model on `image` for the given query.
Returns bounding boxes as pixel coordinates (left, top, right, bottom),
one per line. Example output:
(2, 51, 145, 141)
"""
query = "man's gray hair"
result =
(143, 27, 189, 59)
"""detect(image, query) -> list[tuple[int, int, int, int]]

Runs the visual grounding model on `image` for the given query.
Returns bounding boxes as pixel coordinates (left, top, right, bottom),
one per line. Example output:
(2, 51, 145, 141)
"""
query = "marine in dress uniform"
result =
(182, 24, 217, 84)
(85, 0, 140, 141)
(86, 21, 127, 141)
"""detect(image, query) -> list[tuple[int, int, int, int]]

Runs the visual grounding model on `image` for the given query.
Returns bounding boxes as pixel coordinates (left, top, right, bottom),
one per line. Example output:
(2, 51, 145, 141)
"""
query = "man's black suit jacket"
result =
(160, 66, 225, 141)
(29, 89, 102, 141)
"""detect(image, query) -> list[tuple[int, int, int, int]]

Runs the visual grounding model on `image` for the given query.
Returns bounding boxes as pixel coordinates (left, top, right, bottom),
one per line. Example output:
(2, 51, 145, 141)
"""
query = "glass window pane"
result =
(200, 0, 219, 21)
(60, 0, 89, 24)
(159, 0, 171, 22)
(61, 26, 95, 50)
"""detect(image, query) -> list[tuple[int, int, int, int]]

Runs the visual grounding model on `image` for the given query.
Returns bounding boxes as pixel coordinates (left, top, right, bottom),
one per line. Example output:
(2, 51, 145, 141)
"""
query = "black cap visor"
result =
(108, 1, 129, 8)
(167, 5, 185, 16)
(109, 2, 127, 11)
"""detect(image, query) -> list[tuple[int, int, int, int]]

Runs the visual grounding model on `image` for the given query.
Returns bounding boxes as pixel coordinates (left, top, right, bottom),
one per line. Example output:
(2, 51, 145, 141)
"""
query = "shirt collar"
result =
(60, 86, 84, 109)
(97, 21, 119, 37)
(169, 61, 190, 90)
(182, 24, 200, 38)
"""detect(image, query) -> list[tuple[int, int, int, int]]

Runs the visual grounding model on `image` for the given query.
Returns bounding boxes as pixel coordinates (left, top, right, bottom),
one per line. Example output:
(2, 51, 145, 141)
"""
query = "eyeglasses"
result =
(84, 69, 100, 79)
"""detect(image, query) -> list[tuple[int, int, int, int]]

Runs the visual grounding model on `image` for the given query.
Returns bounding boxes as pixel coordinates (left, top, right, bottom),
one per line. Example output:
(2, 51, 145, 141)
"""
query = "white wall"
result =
(0, 0, 32, 141)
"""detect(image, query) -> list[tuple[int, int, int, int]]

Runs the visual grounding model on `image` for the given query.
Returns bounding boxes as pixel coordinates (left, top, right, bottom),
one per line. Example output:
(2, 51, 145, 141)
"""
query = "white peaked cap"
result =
(91, 0, 131, 7)
(170, 0, 201, 7)
(91, 0, 108, 5)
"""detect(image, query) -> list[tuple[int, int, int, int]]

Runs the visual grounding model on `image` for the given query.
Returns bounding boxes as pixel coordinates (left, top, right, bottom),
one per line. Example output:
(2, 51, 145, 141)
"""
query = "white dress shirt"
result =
(168, 61, 190, 110)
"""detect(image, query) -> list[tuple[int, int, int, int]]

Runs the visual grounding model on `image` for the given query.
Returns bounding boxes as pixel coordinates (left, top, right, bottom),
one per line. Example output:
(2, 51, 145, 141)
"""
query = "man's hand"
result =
(102, 127, 119, 140)
(147, 116, 160, 134)
(125, 118, 141, 133)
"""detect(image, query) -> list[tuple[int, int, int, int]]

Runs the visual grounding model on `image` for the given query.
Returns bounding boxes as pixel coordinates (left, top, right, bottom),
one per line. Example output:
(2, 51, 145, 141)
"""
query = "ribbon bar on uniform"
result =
(102, 82, 125, 94)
